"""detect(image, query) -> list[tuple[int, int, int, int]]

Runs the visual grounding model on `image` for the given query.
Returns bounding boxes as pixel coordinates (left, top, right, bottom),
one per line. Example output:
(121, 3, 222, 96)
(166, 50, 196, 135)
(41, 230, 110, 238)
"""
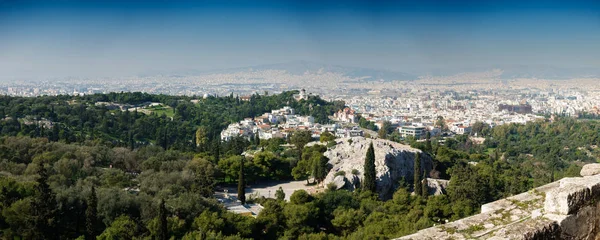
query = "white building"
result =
(399, 126, 426, 139)
(334, 107, 358, 123)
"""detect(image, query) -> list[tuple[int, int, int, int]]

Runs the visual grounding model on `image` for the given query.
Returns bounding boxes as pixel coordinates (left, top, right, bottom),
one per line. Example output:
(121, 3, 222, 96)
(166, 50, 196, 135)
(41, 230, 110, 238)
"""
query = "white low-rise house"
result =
(220, 106, 322, 141)
(321, 124, 339, 132)
(399, 126, 426, 139)
(452, 125, 471, 135)
(334, 107, 358, 123)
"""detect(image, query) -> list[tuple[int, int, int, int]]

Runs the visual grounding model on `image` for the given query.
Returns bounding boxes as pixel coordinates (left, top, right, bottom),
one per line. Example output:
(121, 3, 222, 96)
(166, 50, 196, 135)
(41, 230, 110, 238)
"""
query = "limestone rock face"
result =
(331, 175, 347, 189)
(580, 163, 600, 176)
(323, 137, 433, 199)
(424, 178, 449, 196)
(398, 164, 600, 240)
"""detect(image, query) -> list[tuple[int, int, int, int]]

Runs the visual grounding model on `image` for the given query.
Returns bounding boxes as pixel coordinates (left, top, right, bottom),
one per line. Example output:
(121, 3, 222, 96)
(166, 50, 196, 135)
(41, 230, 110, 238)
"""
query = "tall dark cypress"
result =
(238, 157, 246, 204)
(31, 163, 57, 239)
(158, 199, 168, 240)
(363, 142, 376, 192)
(214, 140, 221, 163)
(425, 131, 432, 153)
(421, 178, 429, 199)
(85, 186, 98, 239)
(414, 153, 422, 196)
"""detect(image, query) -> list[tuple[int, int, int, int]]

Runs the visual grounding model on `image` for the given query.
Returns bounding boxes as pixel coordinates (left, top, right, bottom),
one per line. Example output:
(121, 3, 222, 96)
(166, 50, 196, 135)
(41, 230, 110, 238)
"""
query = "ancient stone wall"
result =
(397, 164, 600, 240)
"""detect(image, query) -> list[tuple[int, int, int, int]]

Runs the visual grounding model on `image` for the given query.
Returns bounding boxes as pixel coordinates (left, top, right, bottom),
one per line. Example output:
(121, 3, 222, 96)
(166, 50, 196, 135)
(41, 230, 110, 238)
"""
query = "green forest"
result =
(0, 91, 598, 239)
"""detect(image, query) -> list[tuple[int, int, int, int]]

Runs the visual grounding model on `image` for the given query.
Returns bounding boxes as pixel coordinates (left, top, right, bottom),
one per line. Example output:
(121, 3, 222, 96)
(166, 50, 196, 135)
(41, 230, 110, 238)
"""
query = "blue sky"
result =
(0, 0, 599, 79)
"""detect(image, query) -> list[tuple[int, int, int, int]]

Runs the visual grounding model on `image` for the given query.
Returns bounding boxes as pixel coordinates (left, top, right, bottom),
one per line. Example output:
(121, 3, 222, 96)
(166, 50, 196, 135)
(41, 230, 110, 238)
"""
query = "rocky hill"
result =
(323, 137, 433, 199)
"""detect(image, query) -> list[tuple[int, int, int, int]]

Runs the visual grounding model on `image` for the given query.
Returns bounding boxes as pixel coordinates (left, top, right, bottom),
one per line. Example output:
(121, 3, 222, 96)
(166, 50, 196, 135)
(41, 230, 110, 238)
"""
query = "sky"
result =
(0, 0, 599, 80)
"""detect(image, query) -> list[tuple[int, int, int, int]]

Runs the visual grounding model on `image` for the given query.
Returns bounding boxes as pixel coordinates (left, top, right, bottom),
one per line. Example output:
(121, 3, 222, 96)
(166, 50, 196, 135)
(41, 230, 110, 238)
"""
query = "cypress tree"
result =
(158, 199, 168, 240)
(238, 157, 246, 204)
(214, 140, 221, 163)
(421, 178, 429, 199)
(31, 163, 56, 239)
(85, 186, 98, 239)
(425, 131, 432, 153)
(414, 153, 422, 196)
(363, 142, 376, 192)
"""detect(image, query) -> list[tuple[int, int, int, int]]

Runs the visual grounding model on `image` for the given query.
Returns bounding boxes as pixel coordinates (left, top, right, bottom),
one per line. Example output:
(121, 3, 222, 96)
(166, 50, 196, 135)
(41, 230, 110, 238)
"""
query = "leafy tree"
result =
(358, 117, 378, 131)
(436, 116, 446, 130)
(332, 208, 365, 236)
(311, 152, 330, 184)
(238, 157, 246, 205)
(186, 157, 216, 197)
(320, 131, 335, 143)
(447, 164, 489, 216)
(275, 187, 285, 201)
(195, 127, 209, 150)
(257, 200, 285, 239)
(97, 215, 137, 240)
(292, 159, 311, 184)
(362, 142, 376, 193)
(290, 190, 313, 205)
(291, 130, 313, 158)
(283, 203, 318, 237)
(377, 121, 394, 139)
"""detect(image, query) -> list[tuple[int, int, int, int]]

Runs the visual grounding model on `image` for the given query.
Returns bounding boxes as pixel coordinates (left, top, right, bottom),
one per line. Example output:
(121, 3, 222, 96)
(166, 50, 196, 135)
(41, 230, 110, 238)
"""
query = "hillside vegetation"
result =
(0, 92, 597, 239)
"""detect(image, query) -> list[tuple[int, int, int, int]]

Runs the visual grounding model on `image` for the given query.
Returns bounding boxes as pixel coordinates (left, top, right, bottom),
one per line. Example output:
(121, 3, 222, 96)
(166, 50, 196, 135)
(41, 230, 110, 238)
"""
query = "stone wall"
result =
(396, 164, 600, 240)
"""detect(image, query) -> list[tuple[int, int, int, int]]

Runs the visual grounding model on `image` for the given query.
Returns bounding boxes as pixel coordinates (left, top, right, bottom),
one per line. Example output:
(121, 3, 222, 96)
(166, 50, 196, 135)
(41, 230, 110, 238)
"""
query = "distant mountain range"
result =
(140, 61, 599, 80)
(424, 65, 600, 80)
(140, 61, 418, 81)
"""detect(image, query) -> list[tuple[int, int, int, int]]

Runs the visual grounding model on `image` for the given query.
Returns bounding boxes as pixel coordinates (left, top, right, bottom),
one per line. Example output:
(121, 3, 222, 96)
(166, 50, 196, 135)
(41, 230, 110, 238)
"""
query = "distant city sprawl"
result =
(4, 69, 600, 128)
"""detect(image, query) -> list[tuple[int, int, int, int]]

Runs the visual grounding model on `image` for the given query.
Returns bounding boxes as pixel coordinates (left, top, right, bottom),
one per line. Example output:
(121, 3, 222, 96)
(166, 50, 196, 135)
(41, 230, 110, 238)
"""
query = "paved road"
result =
(219, 180, 313, 201)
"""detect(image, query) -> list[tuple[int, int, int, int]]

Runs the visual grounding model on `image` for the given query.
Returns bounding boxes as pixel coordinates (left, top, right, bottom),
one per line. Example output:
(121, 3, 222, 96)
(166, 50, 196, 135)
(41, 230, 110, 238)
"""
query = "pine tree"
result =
(158, 199, 168, 240)
(275, 187, 285, 201)
(414, 153, 422, 196)
(31, 163, 57, 239)
(85, 186, 98, 239)
(362, 142, 376, 192)
(238, 157, 246, 204)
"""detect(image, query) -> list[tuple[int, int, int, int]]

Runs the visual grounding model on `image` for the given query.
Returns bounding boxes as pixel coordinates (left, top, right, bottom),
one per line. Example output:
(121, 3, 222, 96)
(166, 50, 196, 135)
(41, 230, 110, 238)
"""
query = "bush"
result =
(334, 171, 346, 177)
(289, 190, 313, 205)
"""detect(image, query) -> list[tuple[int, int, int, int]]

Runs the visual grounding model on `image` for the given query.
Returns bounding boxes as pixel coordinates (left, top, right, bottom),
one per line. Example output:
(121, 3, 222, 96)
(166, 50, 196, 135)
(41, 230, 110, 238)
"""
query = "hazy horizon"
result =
(1, 0, 599, 80)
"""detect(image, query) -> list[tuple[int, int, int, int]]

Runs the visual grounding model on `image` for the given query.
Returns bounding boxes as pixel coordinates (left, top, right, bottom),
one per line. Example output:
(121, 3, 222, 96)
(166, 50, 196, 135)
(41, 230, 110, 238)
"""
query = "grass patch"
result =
(484, 147, 497, 155)
(459, 224, 485, 235)
(439, 226, 457, 235)
(147, 105, 175, 117)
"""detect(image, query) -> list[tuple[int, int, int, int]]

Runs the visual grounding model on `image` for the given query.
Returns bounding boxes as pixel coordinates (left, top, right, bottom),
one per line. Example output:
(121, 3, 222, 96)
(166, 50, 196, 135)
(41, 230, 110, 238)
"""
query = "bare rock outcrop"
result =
(398, 163, 600, 240)
(424, 178, 449, 196)
(323, 137, 433, 199)
(580, 163, 600, 177)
